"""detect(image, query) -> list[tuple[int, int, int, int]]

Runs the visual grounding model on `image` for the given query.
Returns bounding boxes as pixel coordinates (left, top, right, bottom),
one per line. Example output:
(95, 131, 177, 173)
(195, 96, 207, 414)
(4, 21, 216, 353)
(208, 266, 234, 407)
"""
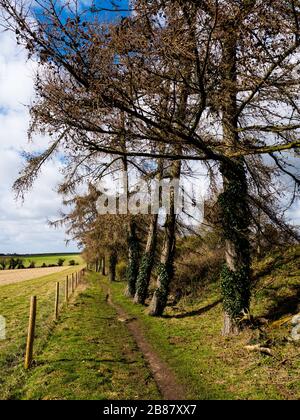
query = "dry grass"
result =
(0, 267, 71, 287)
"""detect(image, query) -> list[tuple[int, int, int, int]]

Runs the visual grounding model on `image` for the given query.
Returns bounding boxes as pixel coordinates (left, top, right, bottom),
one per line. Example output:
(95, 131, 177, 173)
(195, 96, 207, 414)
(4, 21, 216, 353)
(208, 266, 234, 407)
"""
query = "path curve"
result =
(103, 286, 187, 401)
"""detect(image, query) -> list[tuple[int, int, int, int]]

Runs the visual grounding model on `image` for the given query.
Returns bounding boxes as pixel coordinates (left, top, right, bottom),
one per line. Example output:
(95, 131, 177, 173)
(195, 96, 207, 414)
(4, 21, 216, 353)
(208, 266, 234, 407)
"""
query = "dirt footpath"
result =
(0, 267, 69, 286)
(103, 285, 187, 400)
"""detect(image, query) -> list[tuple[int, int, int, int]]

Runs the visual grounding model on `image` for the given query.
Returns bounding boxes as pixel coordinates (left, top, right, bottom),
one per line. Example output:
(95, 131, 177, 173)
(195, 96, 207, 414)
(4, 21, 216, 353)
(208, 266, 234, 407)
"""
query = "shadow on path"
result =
(35, 358, 137, 366)
(164, 299, 222, 319)
(263, 284, 300, 321)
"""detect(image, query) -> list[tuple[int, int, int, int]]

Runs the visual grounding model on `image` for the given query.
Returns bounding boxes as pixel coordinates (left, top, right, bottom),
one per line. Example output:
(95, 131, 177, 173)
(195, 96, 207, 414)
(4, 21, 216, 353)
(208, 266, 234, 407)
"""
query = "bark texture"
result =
(109, 251, 118, 282)
(126, 221, 140, 297)
(134, 214, 158, 304)
(148, 161, 180, 316)
(220, 22, 251, 335)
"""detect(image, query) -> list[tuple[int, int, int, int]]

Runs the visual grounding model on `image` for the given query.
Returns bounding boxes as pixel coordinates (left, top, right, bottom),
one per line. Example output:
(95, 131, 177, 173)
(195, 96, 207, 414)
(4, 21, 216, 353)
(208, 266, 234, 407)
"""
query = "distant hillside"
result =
(0, 254, 83, 269)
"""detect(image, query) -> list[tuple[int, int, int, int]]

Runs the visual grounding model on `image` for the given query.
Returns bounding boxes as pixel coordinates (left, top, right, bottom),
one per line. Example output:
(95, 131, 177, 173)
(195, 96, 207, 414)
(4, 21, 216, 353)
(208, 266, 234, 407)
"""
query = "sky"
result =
(0, 1, 130, 255)
(0, 1, 298, 254)
(0, 30, 79, 254)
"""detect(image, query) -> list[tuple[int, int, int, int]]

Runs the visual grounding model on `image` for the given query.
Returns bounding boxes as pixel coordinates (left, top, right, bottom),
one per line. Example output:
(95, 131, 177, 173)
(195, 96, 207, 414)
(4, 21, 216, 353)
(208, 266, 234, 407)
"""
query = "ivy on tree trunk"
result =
(219, 23, 251, 335)
(134, 214, 158, 305)
(219, 159, 251, 335)
(148, 160, 180, 316)
(126, 221, 140, 297)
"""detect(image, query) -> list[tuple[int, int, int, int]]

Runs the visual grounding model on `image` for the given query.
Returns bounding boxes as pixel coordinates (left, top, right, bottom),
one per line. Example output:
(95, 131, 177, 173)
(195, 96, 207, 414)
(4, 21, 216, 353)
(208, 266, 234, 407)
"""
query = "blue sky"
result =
(0, 30, 79, 254)
(34, 0, 130, 22)
(0, 1, 130, 254)
(0, 1, 298, 254)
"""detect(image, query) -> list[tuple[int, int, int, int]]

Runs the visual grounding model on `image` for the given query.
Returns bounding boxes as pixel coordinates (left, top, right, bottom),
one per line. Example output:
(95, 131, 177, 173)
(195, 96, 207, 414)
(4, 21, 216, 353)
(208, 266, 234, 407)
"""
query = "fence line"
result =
(54, 282, 60, 321)
(65, 275, 69, 303)
(24, 268, 86, 370)
(24, 296, 37, 370)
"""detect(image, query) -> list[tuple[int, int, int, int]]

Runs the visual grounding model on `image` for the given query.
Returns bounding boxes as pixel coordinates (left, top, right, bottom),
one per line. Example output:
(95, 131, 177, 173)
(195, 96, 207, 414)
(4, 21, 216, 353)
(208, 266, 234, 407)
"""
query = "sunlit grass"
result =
(0, 266, 84, 399)
(109, 246, 300, 400)
(0, 271, 160, 400)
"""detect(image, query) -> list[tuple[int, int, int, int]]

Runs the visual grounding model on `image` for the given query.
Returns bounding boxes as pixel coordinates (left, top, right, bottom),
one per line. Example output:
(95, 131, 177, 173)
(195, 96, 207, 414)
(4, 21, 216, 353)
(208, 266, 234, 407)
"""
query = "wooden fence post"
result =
(54, 282, 60, 321)
(65, 276, 69, 303)
(24, 296, 37, 370)
(72, 273, 74, 293)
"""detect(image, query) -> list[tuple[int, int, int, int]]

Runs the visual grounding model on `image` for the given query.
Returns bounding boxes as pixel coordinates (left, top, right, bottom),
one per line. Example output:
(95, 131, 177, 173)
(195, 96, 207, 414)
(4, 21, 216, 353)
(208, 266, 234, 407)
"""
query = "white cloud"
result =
(287, 202, 300, 227)
(0, 31, 78, 254)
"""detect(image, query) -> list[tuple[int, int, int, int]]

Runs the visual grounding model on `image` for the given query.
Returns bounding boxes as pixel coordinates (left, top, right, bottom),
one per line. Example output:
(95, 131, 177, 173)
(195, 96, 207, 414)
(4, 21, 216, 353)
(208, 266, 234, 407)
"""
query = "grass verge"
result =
(109, 248, 300, 401)
(0, 266, 84, 399)
(1, 272, 160, 400)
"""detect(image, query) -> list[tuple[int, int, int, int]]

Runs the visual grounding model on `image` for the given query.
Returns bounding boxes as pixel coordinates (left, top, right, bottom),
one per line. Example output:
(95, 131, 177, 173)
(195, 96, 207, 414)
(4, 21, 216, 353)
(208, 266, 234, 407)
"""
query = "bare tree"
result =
(1, 0, 300, 333)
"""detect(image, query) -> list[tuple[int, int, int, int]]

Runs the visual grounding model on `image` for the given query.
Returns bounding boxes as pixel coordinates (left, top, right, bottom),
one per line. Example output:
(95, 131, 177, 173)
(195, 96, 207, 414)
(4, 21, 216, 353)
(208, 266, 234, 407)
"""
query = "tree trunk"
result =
(219, 23, 251, 335)
(134, 214, 158, 304)
(134, 157, 164, 304)
(119, 147, 140, 297)
(148, 215, 176, 316)
(148, 160, 181, 316)
(109, 251, 117, 283)
(222, 312, 240, 336)
(102, 256, 106, 276)
(148, 75, 188, 316)
(125, 221, 140, 297)
(219, 159, 251, 335)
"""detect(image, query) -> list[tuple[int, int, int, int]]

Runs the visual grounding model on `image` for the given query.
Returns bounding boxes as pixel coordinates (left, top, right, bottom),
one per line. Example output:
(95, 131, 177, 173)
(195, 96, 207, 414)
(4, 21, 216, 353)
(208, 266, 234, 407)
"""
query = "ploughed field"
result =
(0, 267, 70, 287)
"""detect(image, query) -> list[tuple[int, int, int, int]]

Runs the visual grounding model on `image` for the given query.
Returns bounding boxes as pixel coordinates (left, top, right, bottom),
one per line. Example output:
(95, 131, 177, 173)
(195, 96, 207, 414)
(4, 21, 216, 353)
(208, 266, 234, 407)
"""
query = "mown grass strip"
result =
(109, 275, 300, 400)
(16, 272, 160, 400)
(0, 266, 85, 399)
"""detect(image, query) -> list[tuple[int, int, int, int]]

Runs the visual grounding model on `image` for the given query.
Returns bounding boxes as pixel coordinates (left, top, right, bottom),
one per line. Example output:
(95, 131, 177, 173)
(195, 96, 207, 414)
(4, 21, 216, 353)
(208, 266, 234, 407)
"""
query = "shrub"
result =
(69, 260, 76, 266)
(42, 263, 47, 268)
(116, 261, 127, 282)
(16, 259, 25, 269)
(57, 258, 65, 267)
(0, 259, 7, 270)
(172, 232, 225, 300)
(9, 258, 25, 270)
(28, 261, 36, 269)
(8, 258, 18, 270)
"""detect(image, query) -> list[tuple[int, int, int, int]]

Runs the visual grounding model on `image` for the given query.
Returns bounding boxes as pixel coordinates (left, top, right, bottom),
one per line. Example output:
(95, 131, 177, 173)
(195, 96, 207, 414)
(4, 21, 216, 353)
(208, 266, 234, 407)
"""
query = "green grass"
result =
(108, 246, 300, 400)
(0, 271, 160, 400)
(0, 266, 85, 399)
(1, 246, 299, 400)
(0, 254, 83, 268)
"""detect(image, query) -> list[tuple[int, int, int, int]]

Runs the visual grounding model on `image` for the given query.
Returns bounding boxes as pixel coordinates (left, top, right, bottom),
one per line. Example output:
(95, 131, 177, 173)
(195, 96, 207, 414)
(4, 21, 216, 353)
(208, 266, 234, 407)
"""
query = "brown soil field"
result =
(0, 267, 70, 287)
